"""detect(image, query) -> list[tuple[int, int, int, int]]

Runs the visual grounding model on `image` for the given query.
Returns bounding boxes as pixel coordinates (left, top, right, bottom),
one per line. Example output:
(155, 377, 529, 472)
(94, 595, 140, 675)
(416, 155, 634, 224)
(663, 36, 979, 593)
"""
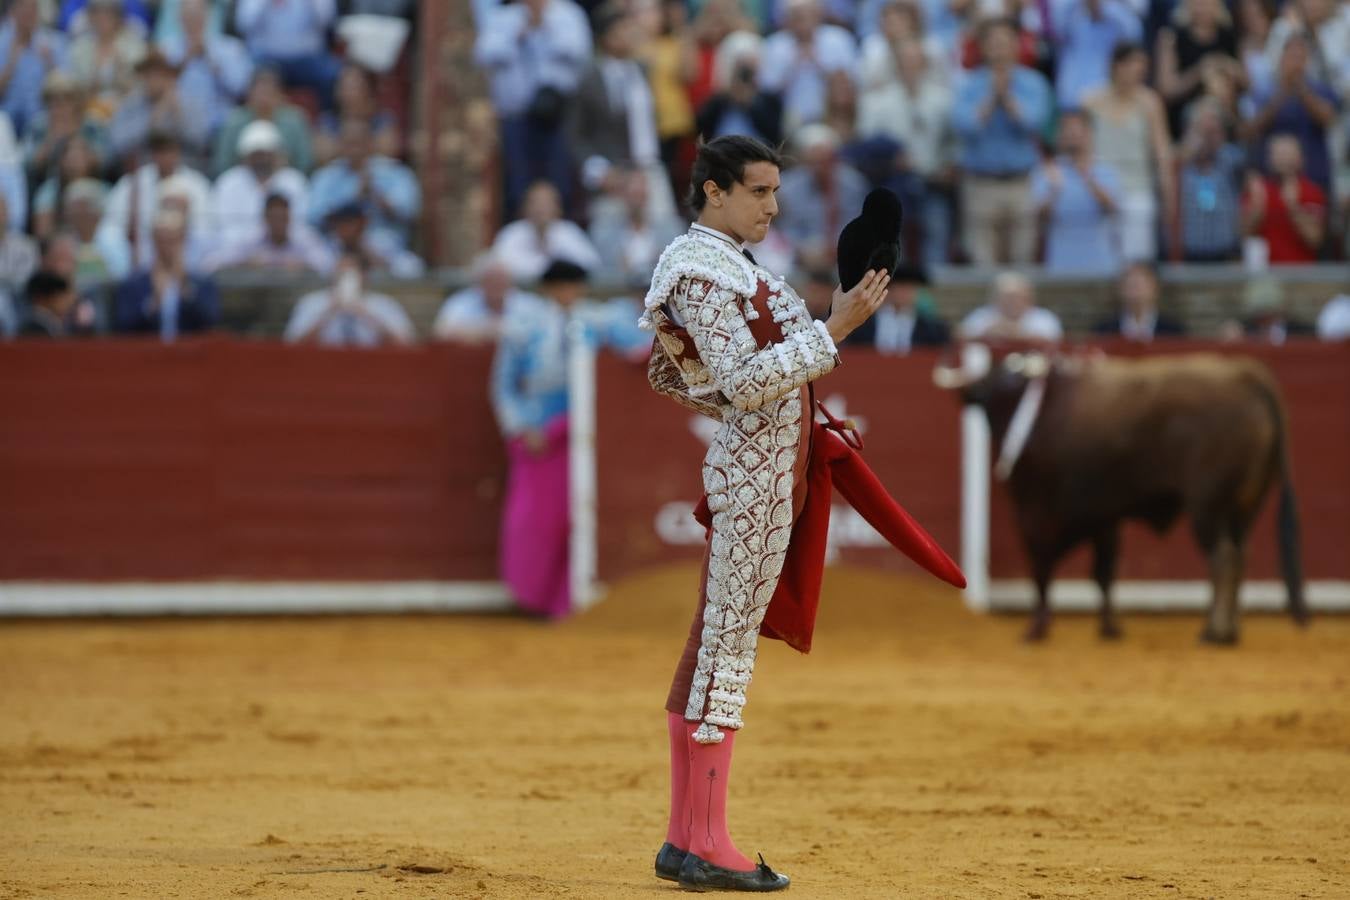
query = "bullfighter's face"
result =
(709, 161, 780, 246)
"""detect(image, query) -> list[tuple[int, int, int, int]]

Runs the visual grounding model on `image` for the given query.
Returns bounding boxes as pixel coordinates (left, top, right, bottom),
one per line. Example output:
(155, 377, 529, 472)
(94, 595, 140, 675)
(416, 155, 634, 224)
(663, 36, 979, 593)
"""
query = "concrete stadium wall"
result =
(208, 265, 1348, 340)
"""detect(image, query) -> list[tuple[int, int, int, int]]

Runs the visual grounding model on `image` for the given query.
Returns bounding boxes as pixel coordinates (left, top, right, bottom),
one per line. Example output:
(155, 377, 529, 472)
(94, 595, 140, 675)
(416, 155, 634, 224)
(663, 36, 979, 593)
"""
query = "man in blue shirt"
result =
(952, 18, 1052, 266)
(233, 0, 339, 109)
(0, 0, 66, 136)
(308, 118, 421, 259)
(1053, 0, 1141, 108)
(160, 0, 254, 139)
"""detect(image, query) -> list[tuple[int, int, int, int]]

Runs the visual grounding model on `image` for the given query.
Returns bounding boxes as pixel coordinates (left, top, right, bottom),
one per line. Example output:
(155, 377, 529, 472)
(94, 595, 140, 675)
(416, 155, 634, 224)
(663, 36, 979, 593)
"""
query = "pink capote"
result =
(499, 414, 570, 618)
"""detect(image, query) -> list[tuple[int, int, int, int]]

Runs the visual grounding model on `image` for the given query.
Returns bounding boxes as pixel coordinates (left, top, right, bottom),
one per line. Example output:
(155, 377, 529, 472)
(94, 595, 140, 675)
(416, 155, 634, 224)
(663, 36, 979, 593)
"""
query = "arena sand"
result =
(1, 565, 1347, 900)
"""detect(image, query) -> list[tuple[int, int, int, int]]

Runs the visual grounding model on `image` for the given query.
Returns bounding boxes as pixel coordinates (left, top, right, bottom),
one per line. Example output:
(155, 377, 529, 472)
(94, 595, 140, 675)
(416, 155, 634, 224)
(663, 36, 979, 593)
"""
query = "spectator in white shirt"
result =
(758, 0, 859, 136)
(857, 35, 954, 267)
(212, 119, 307, 248)
(206, 192, 333, 275)
(101, 130, 212, 269)
(491, 179, 601, 283)
(587, 165, 683, 290)
(433, 252, 542, 344)
(960, 270, 1064, 342)
(284, 251, 415, 347)
(1317, 292, 1350, 341)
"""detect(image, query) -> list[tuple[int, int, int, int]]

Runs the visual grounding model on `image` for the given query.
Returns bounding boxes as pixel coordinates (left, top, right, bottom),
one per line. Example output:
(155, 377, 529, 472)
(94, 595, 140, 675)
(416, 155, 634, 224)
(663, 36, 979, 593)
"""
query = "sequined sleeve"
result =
(647, 343, 726, 421)
(670, 277, 839, 412)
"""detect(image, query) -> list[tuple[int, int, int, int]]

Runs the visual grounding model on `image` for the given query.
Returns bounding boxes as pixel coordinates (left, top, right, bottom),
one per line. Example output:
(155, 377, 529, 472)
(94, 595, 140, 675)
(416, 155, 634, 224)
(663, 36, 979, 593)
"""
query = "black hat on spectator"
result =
(836, 188, 903, 293)
(538, 260, 589, 285)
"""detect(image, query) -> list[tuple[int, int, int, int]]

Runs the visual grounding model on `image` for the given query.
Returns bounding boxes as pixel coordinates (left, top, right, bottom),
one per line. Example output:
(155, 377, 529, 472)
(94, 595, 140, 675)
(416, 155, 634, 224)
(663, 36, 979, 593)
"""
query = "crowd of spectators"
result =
(473, 0, 1350, 282)
(2, 0, 1347, 346)
(0, 0, 419, 340)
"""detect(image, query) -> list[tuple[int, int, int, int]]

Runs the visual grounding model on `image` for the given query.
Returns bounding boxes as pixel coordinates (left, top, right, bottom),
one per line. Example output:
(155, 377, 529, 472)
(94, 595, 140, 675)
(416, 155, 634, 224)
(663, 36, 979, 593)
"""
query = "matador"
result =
(639, 136, 964, 892)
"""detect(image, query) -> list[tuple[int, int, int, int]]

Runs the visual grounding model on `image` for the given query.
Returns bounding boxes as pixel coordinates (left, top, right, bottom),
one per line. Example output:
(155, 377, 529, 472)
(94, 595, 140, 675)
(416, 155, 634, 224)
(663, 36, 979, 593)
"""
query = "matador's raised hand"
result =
(826, 269, 891, 345)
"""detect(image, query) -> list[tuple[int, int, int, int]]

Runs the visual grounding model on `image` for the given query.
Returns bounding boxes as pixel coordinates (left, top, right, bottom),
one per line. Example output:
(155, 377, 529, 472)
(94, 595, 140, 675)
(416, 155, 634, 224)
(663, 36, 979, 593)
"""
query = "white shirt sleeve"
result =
(283, 291, 328, 343)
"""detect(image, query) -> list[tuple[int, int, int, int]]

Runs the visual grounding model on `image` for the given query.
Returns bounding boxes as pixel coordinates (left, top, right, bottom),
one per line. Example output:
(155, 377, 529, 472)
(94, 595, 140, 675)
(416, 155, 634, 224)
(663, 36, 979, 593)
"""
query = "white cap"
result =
(794, 123, 839, 154)
(238, 119, 283, 156)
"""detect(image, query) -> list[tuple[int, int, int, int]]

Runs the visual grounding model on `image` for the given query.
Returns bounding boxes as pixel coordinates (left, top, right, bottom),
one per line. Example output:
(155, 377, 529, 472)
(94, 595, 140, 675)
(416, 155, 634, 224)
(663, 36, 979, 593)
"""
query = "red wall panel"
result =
(597, 342, 1350, 583)
(0, 339, 505, 580)
(1, 338, 1345, 584)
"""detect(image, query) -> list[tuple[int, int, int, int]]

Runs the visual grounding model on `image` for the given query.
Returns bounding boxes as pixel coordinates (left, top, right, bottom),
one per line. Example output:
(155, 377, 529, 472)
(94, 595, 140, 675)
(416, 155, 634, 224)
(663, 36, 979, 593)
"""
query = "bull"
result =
(933, 345, 1308, 643)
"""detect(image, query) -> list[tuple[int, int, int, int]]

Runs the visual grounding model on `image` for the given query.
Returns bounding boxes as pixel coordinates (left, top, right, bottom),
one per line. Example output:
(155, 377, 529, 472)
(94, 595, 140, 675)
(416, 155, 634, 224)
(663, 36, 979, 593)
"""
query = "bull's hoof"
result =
(1291, 610, 1312, 628)
(1098, 622, 1124, 641)
(1022, 619, 1050, 643)
(1199, 628, 1239, 646)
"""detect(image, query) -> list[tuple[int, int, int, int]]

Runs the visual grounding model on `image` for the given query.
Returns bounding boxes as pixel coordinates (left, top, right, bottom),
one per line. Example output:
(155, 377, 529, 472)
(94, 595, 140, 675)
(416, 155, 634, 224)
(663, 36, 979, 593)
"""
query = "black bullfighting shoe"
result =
(655, 842, 688, 881)
(677, 852, 790, 892)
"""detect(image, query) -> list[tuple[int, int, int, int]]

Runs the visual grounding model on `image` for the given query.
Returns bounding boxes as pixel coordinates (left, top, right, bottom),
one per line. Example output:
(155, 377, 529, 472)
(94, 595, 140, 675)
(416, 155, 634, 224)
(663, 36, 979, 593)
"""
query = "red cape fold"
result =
(693, 422, 966, 654)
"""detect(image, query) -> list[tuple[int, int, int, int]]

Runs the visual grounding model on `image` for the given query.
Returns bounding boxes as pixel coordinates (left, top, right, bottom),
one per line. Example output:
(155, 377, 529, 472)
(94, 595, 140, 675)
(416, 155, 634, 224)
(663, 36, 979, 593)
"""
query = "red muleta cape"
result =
(693, 401, 966, 654)
(666, 276, 966, 655)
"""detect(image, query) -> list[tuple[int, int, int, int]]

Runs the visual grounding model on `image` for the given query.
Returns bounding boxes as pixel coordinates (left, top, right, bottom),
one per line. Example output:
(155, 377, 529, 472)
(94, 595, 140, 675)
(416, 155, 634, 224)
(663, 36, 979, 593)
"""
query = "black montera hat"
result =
(836, 188, 903, 294)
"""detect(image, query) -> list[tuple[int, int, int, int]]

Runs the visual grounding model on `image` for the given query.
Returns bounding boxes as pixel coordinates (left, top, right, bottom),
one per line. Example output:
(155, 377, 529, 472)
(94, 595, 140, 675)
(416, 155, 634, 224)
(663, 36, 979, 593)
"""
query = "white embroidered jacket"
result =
(640, 224, 841, 743)
(640, 226, 841, 417)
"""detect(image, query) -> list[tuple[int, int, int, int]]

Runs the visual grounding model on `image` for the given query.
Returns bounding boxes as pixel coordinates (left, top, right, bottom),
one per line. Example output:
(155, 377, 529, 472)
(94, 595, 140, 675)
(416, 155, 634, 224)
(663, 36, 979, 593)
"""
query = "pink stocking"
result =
(665, 712, 691, 848)
(684, 721, 755, 871)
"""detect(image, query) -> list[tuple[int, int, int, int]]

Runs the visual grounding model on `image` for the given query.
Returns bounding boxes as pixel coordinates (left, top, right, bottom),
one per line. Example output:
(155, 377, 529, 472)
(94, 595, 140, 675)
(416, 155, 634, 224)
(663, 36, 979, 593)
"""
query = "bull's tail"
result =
(1256, 375, 1308, 625)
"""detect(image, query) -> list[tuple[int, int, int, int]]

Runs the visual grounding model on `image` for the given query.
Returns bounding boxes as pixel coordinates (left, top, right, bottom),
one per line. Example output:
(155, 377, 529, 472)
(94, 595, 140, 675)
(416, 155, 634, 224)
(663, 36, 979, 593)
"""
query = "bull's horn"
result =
(1023, 353, 1050, 378)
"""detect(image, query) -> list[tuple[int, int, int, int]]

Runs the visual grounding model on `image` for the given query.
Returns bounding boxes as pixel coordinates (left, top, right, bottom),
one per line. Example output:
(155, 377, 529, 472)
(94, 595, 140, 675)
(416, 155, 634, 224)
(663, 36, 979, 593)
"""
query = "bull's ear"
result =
(1023, 353, 1050, 378)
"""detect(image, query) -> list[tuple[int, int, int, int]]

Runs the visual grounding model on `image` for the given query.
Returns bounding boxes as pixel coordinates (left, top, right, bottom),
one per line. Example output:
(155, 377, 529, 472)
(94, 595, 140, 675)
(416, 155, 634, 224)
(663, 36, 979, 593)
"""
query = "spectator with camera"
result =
(283, 250, 414, 347)
(475, 0, 592, 220)
(694, 31, 782, 146)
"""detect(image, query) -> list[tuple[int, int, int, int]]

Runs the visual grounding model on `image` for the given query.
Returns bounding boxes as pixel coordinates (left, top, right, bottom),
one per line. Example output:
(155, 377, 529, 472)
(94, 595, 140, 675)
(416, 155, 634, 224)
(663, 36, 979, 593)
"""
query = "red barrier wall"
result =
(1, 339, 1346, 585)
(596, 342, 1350, 583)
(0, 339, 504, 580)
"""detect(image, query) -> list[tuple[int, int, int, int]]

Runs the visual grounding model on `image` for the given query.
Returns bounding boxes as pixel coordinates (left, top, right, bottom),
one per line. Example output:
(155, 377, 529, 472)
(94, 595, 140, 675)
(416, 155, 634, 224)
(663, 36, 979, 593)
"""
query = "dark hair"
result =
(327, 201, 367, 223)
(26, 270, 71, 305)
(686, 135, 783, 212)
(539, 258, 590, 285)
(264, 192, 291, 210)
(977, 17, 1017, 42)
(592, 2, 629, 40)
(147, 130, 179, 151)
(1059, 107, 1094, 128)
(1111, 42, 1145, 68)
(251, 65, 284, 90)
